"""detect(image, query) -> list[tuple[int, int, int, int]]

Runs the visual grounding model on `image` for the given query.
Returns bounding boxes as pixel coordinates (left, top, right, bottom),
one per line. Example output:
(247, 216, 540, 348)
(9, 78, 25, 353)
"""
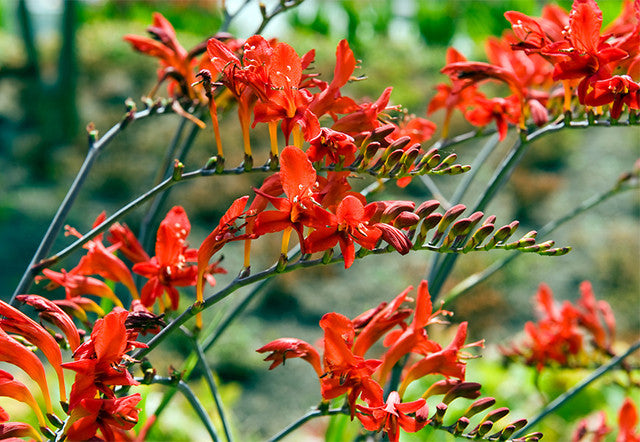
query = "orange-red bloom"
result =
(62, 310, 145, 410)
(133, 206, 199, 310)
(66, 394, 142, 441)
(356, 391, 430, 442)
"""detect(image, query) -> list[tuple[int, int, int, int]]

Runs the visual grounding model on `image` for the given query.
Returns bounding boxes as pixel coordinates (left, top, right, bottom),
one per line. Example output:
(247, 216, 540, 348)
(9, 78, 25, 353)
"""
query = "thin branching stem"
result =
(267, 407, 348, 442)
(143, 377, 221, 442)
(9, 105, 170, 305)
(442, 177, 637, 305)
(513, 339, 640, 438)
(191, 338, 233, 442)
(255, 0, 306, 35)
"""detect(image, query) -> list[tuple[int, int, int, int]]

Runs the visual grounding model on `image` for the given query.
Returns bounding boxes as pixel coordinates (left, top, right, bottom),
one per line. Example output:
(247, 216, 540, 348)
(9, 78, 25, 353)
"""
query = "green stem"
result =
(427, 133, 501, 284)
(255, 0, 306, 35)
(441, 178, 635, 305)
(450, 133, 501, 204)
(140, 116, 202, 252)
(147, 377, 221, 442)
(513, 339, 640, 438)
(267, 407, 348, 442)
(426, 119, 576, 299)
(9, 106, 168, 305)
(192, 339, 233, 442)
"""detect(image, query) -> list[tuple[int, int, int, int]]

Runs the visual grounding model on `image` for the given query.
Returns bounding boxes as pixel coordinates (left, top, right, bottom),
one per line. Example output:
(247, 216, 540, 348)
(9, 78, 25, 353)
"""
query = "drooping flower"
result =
(17, 294, 81, 351)
(256, 338, 322, 376)
(377, 281, 450, 384)
(320, 313, 384, 417)
(124, 12, 204, 100)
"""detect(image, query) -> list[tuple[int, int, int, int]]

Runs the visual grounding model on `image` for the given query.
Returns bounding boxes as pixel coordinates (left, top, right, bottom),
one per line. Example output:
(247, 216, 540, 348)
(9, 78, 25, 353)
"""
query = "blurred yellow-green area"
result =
(0, 0, 638, 441)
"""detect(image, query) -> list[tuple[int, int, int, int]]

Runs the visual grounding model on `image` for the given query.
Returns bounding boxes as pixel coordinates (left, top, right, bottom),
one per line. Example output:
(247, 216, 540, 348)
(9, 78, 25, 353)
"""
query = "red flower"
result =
(618, 398, 640, 442)
(308, 39, 359, 119)
(133, 206, 199, 311)
(197, 195, 250, 303)
(62, 310, 146, 410)
(465, 94, 521, 141)
(0, 299, 68, 404)
(584, 75, 640, 119)
(40, 268, 124, 308)
(399, 321, 481, 396)
(256, 338, 323, 376)
(356, 391, 430, 442)
(351, 288, 413, 357)
(305, 195, 382, 269)
(66, 394, 142, 441)
(17, 294, 81, 351)
(320, 313, 384, 417)
(253, 146, 333, 251)
(66, 214, 139, 300)
(252, 41, 320, 143)
(377, 281, 449, 384)
(124, 13, 202, 100)
(0, 327, 54, 414)
(0, 370, 46, 428)
(108, 222, 150, 264)
(545, 0, 629, 102)
(332, 87, 396, 137)
(306, 127, 357, 165)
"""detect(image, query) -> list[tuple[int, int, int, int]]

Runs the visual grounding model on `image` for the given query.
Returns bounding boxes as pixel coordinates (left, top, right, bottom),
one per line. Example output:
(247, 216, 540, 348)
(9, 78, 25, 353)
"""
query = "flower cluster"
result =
(38, 207, 224, 319)
(0, 297, 147, 441)
(257, 280, 484, 441)
(502, 281, 616, 370)
(433, 0, 639, 140)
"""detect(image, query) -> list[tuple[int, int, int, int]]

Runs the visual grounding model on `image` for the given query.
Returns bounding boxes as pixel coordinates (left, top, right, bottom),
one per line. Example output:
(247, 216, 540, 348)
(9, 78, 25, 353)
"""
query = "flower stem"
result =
(441, 177, 636, 305)
(191, 338, 233, 442)
(267, 407, 347, 442)
(9, 105, 167, 305)
(147, 377, 221, 442)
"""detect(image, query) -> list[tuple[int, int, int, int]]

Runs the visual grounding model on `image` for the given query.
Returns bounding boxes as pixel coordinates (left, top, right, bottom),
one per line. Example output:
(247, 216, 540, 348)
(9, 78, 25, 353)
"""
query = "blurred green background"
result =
(0, 0, 638, 440)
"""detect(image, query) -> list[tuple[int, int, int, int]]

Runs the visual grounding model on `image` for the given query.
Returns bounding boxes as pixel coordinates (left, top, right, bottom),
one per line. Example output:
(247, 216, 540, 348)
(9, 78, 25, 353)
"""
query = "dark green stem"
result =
(192, 339, 233, 442)
(140, 116, 202, 252)
(145, 377, 220, 442)
(441, 177, 635, 305)
(513, 339, 640, 438)
(267, 407, 348, 442)
(9, 106, 168, 305)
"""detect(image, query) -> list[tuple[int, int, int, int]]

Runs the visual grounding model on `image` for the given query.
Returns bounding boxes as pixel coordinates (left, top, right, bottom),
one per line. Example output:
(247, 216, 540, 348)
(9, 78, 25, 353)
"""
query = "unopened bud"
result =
(276, 253, 288, 272)
(432, 402, 447, 426)
(463, 397, 496, 418)
(415, 200, 440, 218)
(442, 382, 482, 404)
(454, 417, 470, 435)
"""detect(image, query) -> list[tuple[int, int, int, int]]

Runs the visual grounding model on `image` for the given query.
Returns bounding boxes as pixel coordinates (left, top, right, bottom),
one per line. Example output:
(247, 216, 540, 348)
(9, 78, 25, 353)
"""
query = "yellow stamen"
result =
(268, 121, 279, 156)
(562, 80, 572, 112)
(239, 103, 252, 157)
(244, 238, 252, 268)
(281, 226, 293, 256)
(292, 124, 303, 149)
